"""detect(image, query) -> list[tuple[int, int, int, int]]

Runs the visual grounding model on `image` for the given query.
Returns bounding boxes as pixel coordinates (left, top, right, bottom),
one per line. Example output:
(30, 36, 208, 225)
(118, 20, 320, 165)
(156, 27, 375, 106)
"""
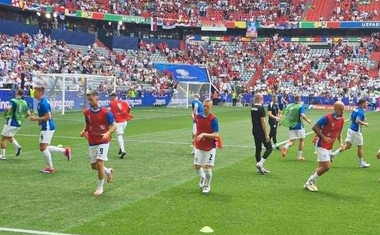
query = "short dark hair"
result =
(358, 99, 367, 105)
(16, 89, 24, 97)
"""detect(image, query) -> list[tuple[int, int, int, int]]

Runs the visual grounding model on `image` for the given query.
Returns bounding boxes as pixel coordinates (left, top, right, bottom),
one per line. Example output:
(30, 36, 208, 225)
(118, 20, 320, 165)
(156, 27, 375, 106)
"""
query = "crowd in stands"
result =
(32, 0, 305, 22)
(1, 29, 380, 101)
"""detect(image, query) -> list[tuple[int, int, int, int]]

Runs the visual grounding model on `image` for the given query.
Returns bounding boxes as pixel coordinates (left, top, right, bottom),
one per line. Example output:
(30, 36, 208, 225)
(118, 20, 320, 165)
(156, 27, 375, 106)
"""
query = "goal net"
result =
(31, 73, 117, 114)
(169, 83, 211, 108)
(152, 63, 212, 108)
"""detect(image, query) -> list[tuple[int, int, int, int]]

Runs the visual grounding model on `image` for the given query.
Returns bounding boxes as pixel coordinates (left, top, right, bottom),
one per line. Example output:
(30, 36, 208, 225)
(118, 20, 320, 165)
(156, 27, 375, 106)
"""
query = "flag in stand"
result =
(246, 22, 257, 38)
(151, 17, 158, 32)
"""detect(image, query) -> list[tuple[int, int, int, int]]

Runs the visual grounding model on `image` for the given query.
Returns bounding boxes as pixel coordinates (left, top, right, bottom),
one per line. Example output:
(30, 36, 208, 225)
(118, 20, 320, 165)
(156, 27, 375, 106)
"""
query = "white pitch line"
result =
(0, 118, 354, 235)
(0, 227, 78, 235)
(53, 113, 187, 122)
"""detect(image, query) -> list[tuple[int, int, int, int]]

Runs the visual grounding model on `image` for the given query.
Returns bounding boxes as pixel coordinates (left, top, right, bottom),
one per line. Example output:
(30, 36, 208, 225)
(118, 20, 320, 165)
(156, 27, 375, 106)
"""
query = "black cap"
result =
(110, 92, 117, 96)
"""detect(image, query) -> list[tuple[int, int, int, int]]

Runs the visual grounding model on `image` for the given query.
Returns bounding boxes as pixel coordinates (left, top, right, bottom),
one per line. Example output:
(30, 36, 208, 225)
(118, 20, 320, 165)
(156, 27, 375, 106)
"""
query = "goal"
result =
(168, 82, 211, 108)
(30, 73, 117, 114)
(152, 63, 213, 108)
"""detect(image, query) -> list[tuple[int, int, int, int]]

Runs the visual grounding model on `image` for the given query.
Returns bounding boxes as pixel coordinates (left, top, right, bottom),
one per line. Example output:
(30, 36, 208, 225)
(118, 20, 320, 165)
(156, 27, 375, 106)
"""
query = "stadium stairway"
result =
(305, 0, 335, 21)
(246, 48, 274, 89)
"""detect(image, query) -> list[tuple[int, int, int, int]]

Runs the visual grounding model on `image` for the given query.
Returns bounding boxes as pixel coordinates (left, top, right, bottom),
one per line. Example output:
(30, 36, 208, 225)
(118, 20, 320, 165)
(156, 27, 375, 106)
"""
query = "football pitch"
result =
(1, 106, 380, 235)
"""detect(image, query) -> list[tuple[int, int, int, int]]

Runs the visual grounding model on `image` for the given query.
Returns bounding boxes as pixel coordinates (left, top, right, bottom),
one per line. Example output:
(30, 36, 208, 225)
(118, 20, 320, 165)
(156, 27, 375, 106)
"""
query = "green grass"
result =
(1, 106, 380, 235)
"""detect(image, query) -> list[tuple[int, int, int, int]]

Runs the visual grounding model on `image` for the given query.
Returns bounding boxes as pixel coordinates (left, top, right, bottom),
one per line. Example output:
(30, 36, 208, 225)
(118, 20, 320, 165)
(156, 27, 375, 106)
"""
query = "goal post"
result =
(31, 73, 117, 115)
(152, 63, 214, 108)
(170, 82, 211, 108)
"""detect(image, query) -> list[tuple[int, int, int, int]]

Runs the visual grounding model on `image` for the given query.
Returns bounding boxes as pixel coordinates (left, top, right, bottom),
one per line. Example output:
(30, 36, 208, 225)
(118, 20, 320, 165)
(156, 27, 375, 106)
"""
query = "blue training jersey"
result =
(192, 100, 204, 122)
(278, 95, 283, 105)
(289, 106, 305, 130)
(37, 97, 55, 131)
(6, 99, 21, 127)
(349, 107, 365, 132)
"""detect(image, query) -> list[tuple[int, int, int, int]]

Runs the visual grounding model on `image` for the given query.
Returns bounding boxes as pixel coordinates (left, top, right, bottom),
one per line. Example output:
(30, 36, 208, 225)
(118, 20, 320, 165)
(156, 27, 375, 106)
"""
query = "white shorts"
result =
(315, 147, 331, 162)
(194, 148, 216, 166)
(345, 129, 363, 146)
(1, 125, 20, 137)
(116, 121, 127, 135)
(192, 122, 197, 135)
(39, 130, 55, 144)
(289, 128, 306, 140)
(89, 143, 109, 164)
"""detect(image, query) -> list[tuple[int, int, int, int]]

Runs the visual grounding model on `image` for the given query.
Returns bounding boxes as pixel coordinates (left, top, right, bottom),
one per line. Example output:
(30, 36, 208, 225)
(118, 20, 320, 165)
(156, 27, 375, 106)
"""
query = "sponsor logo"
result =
(0, 99, 10, 110)
(175, 69, 197, 80)
(309, 105, 356, 111)
(125, 99, 143, 106)
(99, 100, 110, 107)
(170, 98, 188, 105)
(49, 99, 75, 110)
(153, 99, 166, 105)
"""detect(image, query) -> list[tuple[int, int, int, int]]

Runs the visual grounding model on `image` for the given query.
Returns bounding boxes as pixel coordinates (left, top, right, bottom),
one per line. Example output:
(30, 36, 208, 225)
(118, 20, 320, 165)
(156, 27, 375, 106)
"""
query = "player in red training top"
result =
(108, 92, 133, 159)
(193, 98, 221, 194)
(81, 90, 117, 196)
(303, 101, 345, 192)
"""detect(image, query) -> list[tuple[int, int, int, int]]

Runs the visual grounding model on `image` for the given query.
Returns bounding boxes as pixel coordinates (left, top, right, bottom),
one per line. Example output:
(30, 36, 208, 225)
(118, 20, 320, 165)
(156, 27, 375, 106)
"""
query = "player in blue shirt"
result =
(330, 99, 370, 168)
(191, 94, 204, 155)
(281, 95, 311, 160)
(29, 84, 72, 174)
(278, 92, 287, 111)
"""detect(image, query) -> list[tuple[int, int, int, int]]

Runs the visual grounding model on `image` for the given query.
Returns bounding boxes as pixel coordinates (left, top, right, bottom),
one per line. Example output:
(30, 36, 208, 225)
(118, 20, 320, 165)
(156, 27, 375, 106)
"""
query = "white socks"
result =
(98, 179, 104, 189)
(308, 172, 319, 182)
(117, 135, 125, 152)
(205, 169, 212, 187)
(197, 168, 205, 179)
(47, 146, 65, 153)
(103, 166, 111, 175)
(12, 139, 20, 148)
(42, 149, 53, 168)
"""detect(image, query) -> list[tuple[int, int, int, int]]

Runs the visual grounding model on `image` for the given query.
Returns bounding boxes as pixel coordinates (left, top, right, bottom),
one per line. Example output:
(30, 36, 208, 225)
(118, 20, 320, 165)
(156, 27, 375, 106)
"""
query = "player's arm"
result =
(105, 112, 117, 135)
(300, 107, 311, 124)
(192, 103, 198, 120)
(356, 112, 368, 126)
(267, 103, 277, 120)
(4, 100, 16, 116)
(259, 107, 269, 138)
(30, 104, 51, 122)
(200, 118, 219, 139)
(312, 116, 328, 140)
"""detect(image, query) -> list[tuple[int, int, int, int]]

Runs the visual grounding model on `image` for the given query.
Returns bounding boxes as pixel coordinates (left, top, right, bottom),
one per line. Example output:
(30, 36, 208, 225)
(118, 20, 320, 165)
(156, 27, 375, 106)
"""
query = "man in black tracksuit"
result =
(267, 95, 281, 151)
(251, 93, 272, 174)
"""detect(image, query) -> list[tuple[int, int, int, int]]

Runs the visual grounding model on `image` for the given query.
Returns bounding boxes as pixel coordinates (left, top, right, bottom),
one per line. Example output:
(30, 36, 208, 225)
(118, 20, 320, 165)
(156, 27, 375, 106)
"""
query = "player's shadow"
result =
(308, 190, 364, 201)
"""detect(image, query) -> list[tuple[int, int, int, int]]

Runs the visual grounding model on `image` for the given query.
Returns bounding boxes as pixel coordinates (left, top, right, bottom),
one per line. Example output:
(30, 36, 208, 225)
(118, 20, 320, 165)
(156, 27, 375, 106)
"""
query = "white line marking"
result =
(0, 118, 354, 235)
(53, 114, 187, 122)
(0, 227, 78, 235)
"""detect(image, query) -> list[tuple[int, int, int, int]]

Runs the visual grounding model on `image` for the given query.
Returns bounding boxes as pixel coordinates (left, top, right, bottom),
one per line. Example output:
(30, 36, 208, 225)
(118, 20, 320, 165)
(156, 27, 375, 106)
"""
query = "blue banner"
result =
(340, 21, 380, 28)
(27, 91, 172, 111)
(236, 94, 378, 110)
(154, 63, 210, 83)
(0, 89, 33, 112)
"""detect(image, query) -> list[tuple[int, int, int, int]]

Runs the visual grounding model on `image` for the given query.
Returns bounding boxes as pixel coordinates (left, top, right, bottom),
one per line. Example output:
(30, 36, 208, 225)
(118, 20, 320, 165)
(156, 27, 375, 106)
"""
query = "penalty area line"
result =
(0, 227, 79, 235)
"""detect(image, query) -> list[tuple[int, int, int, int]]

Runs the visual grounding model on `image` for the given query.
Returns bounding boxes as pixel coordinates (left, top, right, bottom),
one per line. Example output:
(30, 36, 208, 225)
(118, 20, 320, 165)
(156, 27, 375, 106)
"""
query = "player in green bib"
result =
(1, 89, 31, 160)
(280, 95, 311, 160)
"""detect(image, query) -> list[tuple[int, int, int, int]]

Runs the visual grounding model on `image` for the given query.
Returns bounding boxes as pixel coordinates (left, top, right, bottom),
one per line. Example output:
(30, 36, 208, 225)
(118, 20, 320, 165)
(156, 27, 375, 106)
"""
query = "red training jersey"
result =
(84, 107, 114, 145)
(109, 100, 133, 123)
(313, 113, 344, 150)
(194, 114, 219, 151)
